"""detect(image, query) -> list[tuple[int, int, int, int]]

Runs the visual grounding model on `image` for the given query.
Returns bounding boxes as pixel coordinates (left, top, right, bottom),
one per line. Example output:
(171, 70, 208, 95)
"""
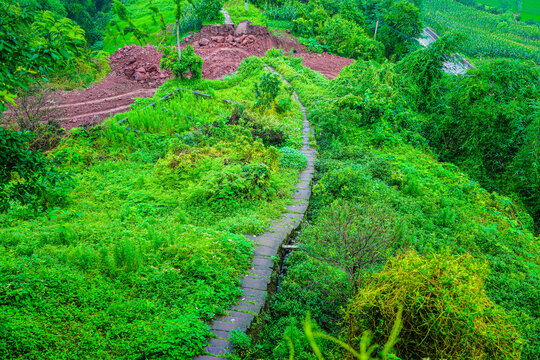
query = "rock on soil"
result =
(183, 23, 353, 80)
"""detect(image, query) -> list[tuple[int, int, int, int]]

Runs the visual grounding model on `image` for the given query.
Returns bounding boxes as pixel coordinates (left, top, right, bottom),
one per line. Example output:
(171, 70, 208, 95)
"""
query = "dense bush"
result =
(194, 0, 224, 22)
(160, 44, 203, 80)
(238, 56, 265, 76)
(262, 53, 540, 359)
(278, 147, 307, 169)
(429, 58, 540, 230)
(0, 128, 71, 212)
(378, 0, 423, 59)
(346, 251, 523, 359)
(301, 201, 407, 292)
(254, 72, 281, 110)
(0, 58, 304, 358)
(320, 16, 383, 60)
(147, 314, 211, 359)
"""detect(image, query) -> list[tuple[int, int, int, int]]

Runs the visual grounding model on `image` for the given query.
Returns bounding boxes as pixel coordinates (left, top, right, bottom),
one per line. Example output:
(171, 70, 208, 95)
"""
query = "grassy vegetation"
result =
(0, 58, 306, 359)
(103, 0, 224, 54)
(252, 50, 539, 360)
(4, 1, 540, 359)
(224, 0, 268, 26)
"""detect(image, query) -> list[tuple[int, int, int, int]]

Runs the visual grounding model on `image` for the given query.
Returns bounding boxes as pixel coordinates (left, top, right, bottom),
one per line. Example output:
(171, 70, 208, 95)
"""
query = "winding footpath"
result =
(194, 68, 316, 359)
(221, 7, 234, 26)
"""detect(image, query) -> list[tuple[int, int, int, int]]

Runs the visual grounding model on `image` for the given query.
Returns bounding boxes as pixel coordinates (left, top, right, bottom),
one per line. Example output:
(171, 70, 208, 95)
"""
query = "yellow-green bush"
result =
(345, 251, 523, 360)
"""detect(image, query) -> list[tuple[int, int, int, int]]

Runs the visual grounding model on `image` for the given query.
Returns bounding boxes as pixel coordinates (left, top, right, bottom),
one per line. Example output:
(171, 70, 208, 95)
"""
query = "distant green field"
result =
(478, 0, 540, 21)
(103, 0, 224, 54)
(425, 0, 540, 61)
(103, 0, 176, 53)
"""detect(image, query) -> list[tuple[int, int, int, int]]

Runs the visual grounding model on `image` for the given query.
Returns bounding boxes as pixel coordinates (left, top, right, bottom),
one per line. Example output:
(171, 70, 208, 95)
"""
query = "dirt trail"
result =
(6, 23, 353, 130)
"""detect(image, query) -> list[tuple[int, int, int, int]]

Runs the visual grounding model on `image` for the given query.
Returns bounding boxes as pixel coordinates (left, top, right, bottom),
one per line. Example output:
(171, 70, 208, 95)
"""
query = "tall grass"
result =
(126, 92, 227, 134)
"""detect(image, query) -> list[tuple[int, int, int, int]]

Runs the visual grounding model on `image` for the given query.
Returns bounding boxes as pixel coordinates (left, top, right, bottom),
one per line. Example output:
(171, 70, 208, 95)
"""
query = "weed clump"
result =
(345, 251, 523, 360)
(279, 147, 307, 169)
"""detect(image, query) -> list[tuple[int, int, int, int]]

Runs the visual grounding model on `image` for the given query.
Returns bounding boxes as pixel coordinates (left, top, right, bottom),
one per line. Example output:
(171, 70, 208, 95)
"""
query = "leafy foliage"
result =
(147, 314, 211, 359)
(255, 72, 281, 109)
(0, 128, 71, 212)
(230, 329, 253, 358)
(279, 146, 307, 169)
(346, 251, 523, 359)
(160, 44, 203, 80)
(321, 15, 383, 60)
(378, 0, 423, 59)
(301, 201, 407, 292)
(0, 60, 304, 358)
(262, 53, 540, 359)
(430, 58, 540, 230)
(0, 3, 63, 114)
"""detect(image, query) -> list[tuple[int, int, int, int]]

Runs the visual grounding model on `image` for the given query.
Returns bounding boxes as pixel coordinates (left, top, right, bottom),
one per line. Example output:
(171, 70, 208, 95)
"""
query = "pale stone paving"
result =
(221, 8, 234, 26)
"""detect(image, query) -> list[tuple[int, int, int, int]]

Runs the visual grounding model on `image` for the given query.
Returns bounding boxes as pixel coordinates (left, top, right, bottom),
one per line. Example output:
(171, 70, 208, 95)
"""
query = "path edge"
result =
(193, 67, 316, 360)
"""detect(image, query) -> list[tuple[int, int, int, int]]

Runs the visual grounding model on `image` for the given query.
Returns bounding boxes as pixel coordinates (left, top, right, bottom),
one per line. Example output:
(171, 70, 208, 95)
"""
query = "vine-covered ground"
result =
(0, 57, 309, 359)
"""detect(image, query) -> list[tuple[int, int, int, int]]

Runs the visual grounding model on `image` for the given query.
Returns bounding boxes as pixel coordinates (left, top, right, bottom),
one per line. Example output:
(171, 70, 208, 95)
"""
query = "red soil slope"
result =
(7, 24, 353, 130)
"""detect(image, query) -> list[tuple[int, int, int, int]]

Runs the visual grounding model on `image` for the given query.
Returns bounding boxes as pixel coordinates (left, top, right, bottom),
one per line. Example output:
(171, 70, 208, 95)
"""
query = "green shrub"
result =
(275, 95, 292, 114)
(301, 201, 407, 292)
(321, 16, 382, 60)
(230, 329, 251, 357)
(256, 251, 350, 358)
(237, 56, 264, 76)
(255, 72, 281, 110)
(345, 250, 523, 360)
(302, 37, 328, 53)
(160, 44, 203, 80)
(0, 128, 71, 212)
(148, 314, 211, 359)
(279, 147, 307, 169)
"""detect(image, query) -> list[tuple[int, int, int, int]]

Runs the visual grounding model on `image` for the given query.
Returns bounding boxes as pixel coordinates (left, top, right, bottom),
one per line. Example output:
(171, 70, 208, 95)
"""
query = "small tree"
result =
(254, 72, 281, 110)
(160, 44, 203, 80)
(174, 0, 196, 60)
(9, 85, 65, 152)
(301, 201, 407, 293)
(379, 0, 423, 60)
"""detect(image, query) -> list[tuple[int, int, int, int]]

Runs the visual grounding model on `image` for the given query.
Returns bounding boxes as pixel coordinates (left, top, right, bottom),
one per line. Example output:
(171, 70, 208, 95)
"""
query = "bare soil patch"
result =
(8, 23, 352, 130)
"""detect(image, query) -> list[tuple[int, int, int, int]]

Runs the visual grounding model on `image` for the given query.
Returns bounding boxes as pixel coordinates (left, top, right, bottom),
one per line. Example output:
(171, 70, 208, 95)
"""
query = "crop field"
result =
(479, 0, 540, 21)
(424, 0, 540, 61)
(0, 60, 306, 359)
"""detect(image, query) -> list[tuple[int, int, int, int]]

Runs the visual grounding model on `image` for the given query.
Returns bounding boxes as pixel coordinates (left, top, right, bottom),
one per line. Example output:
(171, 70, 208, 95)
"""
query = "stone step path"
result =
(221, 8, 234, 26)
(194, 67, 316, 359)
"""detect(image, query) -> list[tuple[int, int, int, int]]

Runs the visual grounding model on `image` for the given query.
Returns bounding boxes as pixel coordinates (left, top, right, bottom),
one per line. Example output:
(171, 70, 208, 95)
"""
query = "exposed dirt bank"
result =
(6, 23, 353, 130)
